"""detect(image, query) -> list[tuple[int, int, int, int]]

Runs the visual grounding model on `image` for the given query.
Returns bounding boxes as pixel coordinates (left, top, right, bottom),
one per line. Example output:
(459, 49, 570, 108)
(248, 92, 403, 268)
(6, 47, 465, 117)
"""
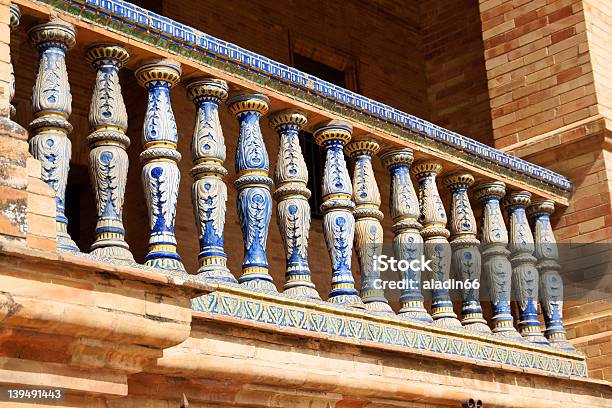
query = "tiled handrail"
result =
(29, 0, 572, 199)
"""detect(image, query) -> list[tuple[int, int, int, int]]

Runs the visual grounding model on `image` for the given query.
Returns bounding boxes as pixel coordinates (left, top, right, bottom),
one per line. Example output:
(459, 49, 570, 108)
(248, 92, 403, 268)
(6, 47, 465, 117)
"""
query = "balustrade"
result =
(9, 5, 19, 116)
(10, 11, 579, 352)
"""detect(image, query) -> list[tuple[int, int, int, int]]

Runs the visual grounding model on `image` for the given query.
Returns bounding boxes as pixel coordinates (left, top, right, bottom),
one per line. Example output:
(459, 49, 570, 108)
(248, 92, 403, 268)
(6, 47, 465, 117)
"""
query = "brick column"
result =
(479, 0, 612, 377)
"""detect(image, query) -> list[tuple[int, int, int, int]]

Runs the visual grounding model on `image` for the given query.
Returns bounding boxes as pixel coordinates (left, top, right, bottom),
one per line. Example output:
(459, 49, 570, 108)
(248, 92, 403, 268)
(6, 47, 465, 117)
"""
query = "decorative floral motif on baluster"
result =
(28, 20, 78, 252)
(381, 149, 431, 322)
(346, 139, 393, 314)
(186, 78, 235, 283)
(135, 59, 185, 272)
(314, 120, 363, 308)
(9, 5, 20, 117)
(528, 199, 574, 350)
(270, 110, 319, 299)
(85, 44, 133, 262)
(474, 182, 522, 339)
(412, 162, 460, 327)
(503, 191, 548, 344)
(443, 173, 490, 333)
(227, 93, 276, 292)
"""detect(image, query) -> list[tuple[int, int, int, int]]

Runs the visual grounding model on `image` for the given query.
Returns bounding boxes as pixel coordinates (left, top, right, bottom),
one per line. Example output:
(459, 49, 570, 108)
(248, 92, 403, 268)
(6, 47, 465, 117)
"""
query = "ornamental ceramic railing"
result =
(8, 1, 581, 376)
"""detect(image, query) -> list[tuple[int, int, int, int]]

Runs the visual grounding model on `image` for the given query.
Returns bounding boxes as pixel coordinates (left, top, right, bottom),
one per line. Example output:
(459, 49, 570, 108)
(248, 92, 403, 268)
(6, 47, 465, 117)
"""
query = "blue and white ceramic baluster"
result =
(227, 93, 277, 292)
(528, 199, 574, 350)
(504, 191, 548, 344)
(443, 173, 490, 333)
(412, 162, 461, 327)
(28, 20, 78, 251)
(85, 45, 133, 262)
(346, 139, 393, 314)
(474, 182, 522, 339)
(9, 5, 20, 117)
(381, 149, 432, 322)
(186, 78, 237, 283)
(314, 120, 363, 308)
(135, 59, 185, 272)
(269, 110, 320, 299)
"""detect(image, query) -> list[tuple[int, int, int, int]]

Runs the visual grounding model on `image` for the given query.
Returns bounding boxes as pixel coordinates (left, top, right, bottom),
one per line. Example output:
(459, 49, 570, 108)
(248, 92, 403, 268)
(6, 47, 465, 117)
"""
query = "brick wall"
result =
(421, 0, 494, 145)
(480, 0, 598, 150)
(480, 0, 612, 380)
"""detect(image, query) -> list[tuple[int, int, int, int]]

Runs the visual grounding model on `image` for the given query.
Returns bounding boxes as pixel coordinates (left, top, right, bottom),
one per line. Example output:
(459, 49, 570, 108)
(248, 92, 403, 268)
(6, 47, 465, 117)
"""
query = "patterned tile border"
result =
(191, 287, 587, 379)
(26, 0, 572, 198)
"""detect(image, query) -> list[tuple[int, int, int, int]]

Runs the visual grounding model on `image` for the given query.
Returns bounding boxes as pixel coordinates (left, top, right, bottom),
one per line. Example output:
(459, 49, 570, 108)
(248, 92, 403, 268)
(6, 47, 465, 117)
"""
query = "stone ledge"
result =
(0, 243, 201, 397)
(145, 315, 611, 408)
(191, 285, 587, 379)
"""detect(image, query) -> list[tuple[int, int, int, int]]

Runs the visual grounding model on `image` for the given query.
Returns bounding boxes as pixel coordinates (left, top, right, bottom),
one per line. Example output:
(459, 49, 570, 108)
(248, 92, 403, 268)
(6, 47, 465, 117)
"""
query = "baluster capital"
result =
(380, 148, 414, 169)
(473, 181, 506, 202)
(28, 19, 76, 51)
(268, 109, 307, 131)
(135, 59, 181, 89)
(313, 120, 352, 147)
(227, 93, 269, 117)
(85, 44, 130, 69)
(527, 198, 556, 218)
(186, 78, 229, 105)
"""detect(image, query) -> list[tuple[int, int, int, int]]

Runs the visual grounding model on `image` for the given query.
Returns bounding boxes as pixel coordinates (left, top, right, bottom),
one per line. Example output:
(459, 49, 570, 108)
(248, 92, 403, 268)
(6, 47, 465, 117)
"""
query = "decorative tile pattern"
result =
(36, 0, 572, 198)
(192, 289, 587, 378)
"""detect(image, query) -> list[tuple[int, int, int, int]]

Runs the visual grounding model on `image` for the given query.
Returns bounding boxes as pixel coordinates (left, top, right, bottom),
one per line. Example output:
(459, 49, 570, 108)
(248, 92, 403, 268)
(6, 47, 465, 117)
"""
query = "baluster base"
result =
(365, 301, 395, 315)
(491, 315, 523, 339)
(546, 327, 575, 351)
(197, 265, 237, 284)
(145, 252, 185, 272)
(91, 244, 134, 262)
(521, 329, 549, 345)
(240, 279, 278, 292)
(431, 303, 462, 328)
(57, 223, 79, 252)
(462, 314, 492, 333)
(57, 233, 79, 252)
(399, 300, 433, 323)
(328, 294, 365, 309)
(239, 267, 278, 292)
(284, 284, 321, 300)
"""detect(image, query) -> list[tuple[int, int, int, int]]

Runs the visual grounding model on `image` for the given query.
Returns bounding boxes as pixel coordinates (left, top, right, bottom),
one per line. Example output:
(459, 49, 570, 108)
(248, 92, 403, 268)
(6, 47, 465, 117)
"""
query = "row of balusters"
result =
(9, 16, 573, 350)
